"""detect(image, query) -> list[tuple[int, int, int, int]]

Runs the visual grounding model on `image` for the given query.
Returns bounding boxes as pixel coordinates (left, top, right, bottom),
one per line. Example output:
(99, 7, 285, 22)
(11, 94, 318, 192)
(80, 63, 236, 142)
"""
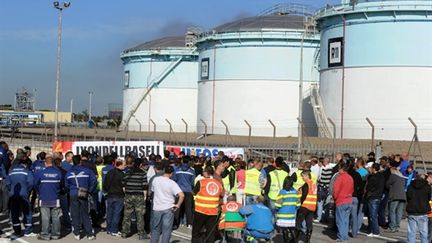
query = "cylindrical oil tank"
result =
(196, 12, 320, 137)
(316, 0, 432, 140)
(121, 36, 198, 132)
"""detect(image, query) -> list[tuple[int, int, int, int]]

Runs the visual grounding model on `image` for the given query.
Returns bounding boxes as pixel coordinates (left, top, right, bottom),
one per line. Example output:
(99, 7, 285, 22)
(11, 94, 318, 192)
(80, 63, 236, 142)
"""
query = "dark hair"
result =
(110, 152, 118, 159)
(165, 165, 174, 174)
(372, 163, 381, 172)
(81, 150, 90, 158)
(24, 146, 31, 151)
(39, 151, 46, 161)
(115, 160, 123, 168)
(283, 176, 294, 190)
(65, 151, 73, 158)
(237, 160, 246, 170)
(204, 166, 214, 175)
(301, 170, 311, 179)
(155, 162, 164, 171)
(182, 156, 191, 164)
(155, 154, 162, 161)
(134, 158, 143, 168)
(103, 155, 114, 165)
(275, 157, 284, 168)
(72, 155, 81, 166)
(339, 162, 350, 171)
(149, 153, 156, 161)
(164, 150, 170, 158)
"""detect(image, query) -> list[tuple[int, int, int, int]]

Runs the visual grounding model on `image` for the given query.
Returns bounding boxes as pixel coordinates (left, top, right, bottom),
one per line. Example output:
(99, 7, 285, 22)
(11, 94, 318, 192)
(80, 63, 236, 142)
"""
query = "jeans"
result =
(367, 199, 380, 235)
(316, 186, 329, 222)
(70, 196, 94, 236)
(40, 207, 61, 239)
(336, 203, 352, 241)
(428, 218, 432, 243)
(150, 209, 174, 243)
(388, 200, 405, 231)
(59, 194, 71, 230)
(349, 197, 359, 238)
(356, 201, 364, 234)
(106, 197, 124, 234)
(378, 192, 389, 226)
(10, 196, 32, 235)
(407, 215, 428, 243)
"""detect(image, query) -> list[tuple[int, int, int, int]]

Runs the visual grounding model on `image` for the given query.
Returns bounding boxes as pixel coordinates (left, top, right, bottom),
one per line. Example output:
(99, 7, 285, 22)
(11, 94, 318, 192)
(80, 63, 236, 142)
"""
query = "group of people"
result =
(0, 139, 431, 243)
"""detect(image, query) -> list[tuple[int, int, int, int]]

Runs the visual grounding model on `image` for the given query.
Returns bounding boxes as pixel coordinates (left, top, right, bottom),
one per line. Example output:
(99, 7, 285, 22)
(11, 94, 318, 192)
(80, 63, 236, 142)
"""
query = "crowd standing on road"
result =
(0, 140, 432, 243)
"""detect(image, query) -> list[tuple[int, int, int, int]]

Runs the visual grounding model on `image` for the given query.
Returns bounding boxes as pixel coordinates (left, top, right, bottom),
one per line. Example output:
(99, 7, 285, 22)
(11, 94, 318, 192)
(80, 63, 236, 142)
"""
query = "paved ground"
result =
(0, 211, 421, 243)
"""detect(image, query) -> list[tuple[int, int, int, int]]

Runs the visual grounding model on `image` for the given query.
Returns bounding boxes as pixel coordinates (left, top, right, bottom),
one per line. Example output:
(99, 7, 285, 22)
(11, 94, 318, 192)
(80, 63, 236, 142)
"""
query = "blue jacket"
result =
(275, 188, 300, 224)
(173, 164, 195, 193)
(239, 203, 274, 232)
(102, 164, 114, 184)
(34, 166, 63, 207)
(61, 160, 73, 172)
(6, 164, 33, 197)
(400, 160, 410, 177)
(65, 165, 97, 197)
(31, 160, 45, 174)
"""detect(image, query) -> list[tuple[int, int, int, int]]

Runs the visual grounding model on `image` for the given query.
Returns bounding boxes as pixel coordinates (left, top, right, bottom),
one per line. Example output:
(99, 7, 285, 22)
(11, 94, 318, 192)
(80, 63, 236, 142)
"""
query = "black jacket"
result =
(365, 172, 385, 200)
(103, 168, 125, 198)
(406, 178, 431, 215)
(348, 168, 363, 199)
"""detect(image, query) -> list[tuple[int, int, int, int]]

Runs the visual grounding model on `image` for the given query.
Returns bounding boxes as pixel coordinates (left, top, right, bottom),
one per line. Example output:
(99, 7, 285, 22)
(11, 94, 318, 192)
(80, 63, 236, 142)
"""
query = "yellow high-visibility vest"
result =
(244, 168, 261, 196)
(268, 169, 288, 200)
(222, 166, 237, 194)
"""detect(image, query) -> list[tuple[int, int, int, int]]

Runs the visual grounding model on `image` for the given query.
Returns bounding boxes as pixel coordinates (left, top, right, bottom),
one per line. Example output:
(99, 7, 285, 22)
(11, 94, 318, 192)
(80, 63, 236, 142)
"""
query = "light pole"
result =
(70, 98, 73, 122)
(88, 91, 93, 122)
(53, 1, 70, 142)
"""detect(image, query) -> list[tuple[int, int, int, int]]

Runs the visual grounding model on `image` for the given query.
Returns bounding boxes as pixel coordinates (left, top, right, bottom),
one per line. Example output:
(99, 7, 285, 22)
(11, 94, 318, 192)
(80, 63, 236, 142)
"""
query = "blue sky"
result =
(0, 0, 339, 115)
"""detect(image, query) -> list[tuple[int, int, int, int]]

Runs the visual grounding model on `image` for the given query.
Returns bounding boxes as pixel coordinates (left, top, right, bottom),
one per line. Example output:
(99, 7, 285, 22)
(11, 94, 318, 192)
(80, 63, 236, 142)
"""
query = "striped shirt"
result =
(122, 167, 148, 195)
(319, 164, 334, 188)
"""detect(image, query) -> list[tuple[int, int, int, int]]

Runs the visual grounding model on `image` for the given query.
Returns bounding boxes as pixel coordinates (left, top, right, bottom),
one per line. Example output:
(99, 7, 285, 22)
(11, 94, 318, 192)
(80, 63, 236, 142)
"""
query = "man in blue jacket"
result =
(6, 155, 35, 237)
(173, 156, 195, 228)
(65, 156, 97, 240)
(34, 153, 63, 240)
(239, 195, 274, 241)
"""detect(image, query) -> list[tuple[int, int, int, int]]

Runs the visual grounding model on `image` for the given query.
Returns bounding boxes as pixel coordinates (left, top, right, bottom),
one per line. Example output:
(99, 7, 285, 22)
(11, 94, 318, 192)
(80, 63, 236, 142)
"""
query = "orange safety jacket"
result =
(195, 178, 223, 216)
(218, 201, 246, 230)
(300, 179, 317, 212)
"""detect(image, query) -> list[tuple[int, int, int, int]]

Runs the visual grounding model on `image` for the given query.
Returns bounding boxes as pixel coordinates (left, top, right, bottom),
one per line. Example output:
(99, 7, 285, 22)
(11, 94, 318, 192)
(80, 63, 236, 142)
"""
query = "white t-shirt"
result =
(151, 176, 182, 211)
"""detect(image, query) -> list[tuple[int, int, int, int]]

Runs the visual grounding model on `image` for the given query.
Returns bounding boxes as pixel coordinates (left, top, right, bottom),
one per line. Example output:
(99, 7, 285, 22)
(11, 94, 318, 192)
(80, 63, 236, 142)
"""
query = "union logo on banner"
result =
(52, 141, 72, 153)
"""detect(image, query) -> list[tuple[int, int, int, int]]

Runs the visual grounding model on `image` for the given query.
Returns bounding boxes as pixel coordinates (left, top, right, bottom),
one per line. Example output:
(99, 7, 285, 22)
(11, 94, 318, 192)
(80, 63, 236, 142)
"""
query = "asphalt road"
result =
(0, 212, 418, 243)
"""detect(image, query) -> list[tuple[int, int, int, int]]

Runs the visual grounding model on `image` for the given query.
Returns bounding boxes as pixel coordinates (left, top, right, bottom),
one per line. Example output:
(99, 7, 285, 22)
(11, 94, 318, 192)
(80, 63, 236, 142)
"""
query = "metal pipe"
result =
(297, 117, 304, 161)
(200, 119, 208, 147)
(134, 116, 142, 133)
(221, 120, 229, 146)
(298, 19, 306, 163)
(88, 91, 93, 123)
(341, 15, 346, 139)
(328, 118, 336, 163)
(269, 119, 276, 158)
(365, 117, 375, 152)
(244, 120, 252, 148)
(165, 119, 173, 141)
(181, 118, 188, 146)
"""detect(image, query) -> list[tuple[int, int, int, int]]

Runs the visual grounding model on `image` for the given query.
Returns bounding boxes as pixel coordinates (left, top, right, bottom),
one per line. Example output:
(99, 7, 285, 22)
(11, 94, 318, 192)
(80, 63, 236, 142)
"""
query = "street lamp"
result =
(88, 91, 94, 122)
(53, 1, 70, 142)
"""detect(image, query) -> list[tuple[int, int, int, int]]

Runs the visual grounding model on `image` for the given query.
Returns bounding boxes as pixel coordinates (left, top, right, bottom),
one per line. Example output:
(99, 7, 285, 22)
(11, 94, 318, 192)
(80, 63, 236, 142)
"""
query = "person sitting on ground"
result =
(239, 195, 274, 241)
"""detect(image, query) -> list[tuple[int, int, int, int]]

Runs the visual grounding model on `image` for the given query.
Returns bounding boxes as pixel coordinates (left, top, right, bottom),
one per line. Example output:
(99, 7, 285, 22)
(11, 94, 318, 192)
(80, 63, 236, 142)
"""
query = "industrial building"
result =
(315, 0, 432, 141)
(121, 32, 199, 132)
(196, 4, 320, 137)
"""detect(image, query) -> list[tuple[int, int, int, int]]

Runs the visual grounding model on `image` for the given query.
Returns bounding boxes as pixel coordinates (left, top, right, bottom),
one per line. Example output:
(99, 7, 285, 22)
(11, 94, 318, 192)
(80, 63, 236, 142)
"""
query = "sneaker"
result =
(87, 236, 96, 240)
(313, 219, 320, 223)
(367, 233, 380, 237)
(187, 225, 192, 229)
(111, 232, 121, 237)
(24, 233, 37, 237)
(73, 234, 80, 241)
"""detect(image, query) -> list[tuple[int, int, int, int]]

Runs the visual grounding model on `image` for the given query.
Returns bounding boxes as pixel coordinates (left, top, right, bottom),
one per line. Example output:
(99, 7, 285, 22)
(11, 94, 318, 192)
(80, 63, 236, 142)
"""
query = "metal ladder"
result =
(309, 84, 333, 138)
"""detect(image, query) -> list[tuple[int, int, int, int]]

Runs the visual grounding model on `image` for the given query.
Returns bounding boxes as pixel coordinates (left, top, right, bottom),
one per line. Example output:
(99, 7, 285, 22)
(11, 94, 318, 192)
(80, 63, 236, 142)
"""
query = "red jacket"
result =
(332, 171, 354, 207)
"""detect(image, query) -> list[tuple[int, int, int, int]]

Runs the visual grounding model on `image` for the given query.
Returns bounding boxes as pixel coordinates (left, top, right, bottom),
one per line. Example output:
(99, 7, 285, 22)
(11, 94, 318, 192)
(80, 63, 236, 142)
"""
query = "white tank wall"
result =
(197, 39, 320, 137)
(123, 88, 197, 132)
(320, 67, 432, 141)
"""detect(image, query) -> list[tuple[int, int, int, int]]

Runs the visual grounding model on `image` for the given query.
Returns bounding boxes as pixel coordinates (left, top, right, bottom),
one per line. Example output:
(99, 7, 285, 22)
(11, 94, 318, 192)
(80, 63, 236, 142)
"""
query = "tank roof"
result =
(124, 36, 186, 52)
(212, 15, 307, 33)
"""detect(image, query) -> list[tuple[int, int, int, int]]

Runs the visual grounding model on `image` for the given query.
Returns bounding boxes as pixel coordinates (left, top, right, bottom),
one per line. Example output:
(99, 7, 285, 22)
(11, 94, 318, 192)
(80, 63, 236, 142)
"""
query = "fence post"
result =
(268, 119, 276, 158)
(297, 117, 304, 162)
(365, 117, 375, 152)
(244, 120, 252, 148)
(221, 120, 229, 147)
(328, 118, 336, 163)
(200, 119, 208, 147)
(165, 119, 173, 142)
(134, 116, 142, 133)
(150, 119, 156, 140)
(181, 118, 188, 146)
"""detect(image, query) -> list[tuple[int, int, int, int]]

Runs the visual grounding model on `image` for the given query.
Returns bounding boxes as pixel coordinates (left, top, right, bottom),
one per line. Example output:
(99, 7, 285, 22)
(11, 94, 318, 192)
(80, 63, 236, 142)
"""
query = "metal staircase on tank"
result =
(309, 84, 333, 138)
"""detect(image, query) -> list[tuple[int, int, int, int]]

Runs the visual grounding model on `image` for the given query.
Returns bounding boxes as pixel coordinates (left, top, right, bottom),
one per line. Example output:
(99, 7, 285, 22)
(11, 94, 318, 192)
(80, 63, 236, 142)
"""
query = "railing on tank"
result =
(259, 3, 316, 17)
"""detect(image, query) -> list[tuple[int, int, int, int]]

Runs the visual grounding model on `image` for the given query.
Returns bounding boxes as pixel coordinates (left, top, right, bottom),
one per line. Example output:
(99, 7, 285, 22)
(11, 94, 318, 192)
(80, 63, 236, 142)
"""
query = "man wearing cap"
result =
(34, 153, 63, 240)
(6, 150, 35, 237)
